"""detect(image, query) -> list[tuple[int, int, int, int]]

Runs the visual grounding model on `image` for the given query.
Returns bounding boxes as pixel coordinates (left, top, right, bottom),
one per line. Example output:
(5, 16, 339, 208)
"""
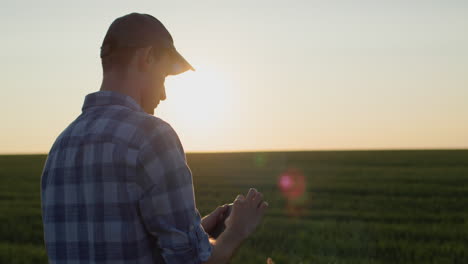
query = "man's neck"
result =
(99, 74, 141, 106)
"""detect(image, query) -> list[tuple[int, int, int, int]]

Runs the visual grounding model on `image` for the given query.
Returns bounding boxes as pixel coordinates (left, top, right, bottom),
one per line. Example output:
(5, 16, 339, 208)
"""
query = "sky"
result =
(1, 0, 467, 154)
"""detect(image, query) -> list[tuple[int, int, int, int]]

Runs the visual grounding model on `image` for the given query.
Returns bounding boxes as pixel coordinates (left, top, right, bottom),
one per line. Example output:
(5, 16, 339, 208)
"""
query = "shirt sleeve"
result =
(137, 121, 212, 264)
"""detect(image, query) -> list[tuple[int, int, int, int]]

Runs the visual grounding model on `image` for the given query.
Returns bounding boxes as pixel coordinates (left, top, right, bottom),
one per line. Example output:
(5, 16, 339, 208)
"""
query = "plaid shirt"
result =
(41, 90, 212, 264)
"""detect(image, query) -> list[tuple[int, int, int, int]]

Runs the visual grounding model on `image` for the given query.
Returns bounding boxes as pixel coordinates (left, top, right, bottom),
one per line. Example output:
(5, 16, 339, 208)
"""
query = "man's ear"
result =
(147, 47, 155, 64)
(137, 46, 154, 72)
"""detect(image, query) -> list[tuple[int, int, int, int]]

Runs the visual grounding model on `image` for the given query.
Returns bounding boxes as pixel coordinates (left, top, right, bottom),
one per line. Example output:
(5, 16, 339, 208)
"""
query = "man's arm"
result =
(137, 121, 213, 263)
(137, 120, 268, 263)
(203, 228, 245, 264)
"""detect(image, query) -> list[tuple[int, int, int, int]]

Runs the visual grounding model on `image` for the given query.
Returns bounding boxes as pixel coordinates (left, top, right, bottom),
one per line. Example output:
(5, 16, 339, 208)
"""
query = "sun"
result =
(160, 63, 236, 137)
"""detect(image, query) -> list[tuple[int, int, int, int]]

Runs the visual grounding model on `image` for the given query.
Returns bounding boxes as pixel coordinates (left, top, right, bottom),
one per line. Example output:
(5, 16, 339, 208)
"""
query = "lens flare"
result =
(277, 168, 306, 201)
(278, 168, 308, 217)
(280, 175, 293, 189)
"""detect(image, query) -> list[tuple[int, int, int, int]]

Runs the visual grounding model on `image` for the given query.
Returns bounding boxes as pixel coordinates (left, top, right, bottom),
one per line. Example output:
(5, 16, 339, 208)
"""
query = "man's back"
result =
(41, 90, 212, 263)
(40, 12, 269, 264)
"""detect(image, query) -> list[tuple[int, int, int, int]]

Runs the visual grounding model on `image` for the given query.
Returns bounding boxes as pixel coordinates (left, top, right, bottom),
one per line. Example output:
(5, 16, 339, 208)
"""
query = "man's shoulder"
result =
(130, 111, 177, 140)
(135, 113, 181, 150)
(50, 107, 177, 153)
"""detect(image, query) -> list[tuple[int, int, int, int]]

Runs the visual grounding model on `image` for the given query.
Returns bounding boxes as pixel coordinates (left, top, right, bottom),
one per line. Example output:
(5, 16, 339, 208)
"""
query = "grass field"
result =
(1, 150, 468, 263)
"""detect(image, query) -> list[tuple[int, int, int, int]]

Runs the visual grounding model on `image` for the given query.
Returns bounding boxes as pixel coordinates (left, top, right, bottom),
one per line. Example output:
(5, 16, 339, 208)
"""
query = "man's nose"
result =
(161, 85, 166, 101)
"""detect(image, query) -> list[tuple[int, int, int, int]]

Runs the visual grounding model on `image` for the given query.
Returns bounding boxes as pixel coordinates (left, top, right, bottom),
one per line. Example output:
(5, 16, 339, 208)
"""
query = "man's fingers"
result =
(235, 194, 245, 201)
(259, 201, 269, 211)
(254, 192, 263, 201)
(219, 211, 226, 220)
(255, 192, 264, 207)
(246, 188, 257, 201)
(215, 204, 228, 215)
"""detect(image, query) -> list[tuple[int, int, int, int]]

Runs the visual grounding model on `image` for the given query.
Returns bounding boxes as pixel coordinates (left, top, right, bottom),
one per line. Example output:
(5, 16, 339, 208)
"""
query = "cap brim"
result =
(168, 48, 195, 76)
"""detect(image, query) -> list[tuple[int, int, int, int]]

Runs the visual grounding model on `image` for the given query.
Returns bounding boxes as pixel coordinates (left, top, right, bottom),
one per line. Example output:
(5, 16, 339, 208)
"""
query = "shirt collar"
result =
(82, 90, 145, 113)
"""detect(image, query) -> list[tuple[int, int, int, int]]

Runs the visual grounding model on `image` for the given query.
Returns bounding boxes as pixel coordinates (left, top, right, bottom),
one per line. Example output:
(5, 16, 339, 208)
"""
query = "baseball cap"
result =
(100, 12, 195, 75)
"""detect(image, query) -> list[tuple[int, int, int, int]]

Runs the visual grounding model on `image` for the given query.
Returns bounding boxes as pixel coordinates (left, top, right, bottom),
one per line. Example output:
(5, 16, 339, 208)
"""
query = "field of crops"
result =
(1, 150, 467, 263)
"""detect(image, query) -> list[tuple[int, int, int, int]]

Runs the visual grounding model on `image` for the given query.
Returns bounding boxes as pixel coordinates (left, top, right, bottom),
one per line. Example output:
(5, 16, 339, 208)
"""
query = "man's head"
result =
(100, 13, 194, 115)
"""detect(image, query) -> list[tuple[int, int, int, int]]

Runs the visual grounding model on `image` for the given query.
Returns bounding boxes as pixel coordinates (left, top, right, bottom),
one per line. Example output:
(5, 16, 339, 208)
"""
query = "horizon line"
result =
(1, 147, 468, 156)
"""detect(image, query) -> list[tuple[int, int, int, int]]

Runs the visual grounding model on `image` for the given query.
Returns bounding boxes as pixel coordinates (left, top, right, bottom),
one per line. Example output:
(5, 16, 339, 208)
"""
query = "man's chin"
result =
(143, 101, 158, 115)
(150, 104, 159, 115)
(143, 106, 155, 115)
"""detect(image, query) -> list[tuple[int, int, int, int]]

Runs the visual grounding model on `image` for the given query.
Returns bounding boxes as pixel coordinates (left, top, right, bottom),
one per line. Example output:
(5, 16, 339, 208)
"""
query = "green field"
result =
(1, 150, 468, 263)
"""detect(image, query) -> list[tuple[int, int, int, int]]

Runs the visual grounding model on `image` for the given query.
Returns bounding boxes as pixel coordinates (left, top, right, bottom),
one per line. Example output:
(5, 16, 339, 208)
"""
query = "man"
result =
(41, 12, 268, 264)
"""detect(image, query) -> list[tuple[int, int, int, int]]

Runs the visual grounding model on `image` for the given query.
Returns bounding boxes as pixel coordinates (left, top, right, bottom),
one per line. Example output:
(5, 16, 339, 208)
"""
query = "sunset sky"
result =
(1, 0, 467, 154)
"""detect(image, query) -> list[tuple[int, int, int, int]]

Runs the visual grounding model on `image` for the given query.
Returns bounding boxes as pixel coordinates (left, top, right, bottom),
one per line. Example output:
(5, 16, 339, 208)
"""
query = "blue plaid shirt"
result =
(41, 90, 212, 264)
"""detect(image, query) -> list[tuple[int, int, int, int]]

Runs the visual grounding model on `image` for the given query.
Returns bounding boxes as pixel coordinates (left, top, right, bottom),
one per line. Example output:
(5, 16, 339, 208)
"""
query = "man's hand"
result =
(224, 188, 268, 240)
(201, 204, 230, 236)
(202, 188, 269, 264)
